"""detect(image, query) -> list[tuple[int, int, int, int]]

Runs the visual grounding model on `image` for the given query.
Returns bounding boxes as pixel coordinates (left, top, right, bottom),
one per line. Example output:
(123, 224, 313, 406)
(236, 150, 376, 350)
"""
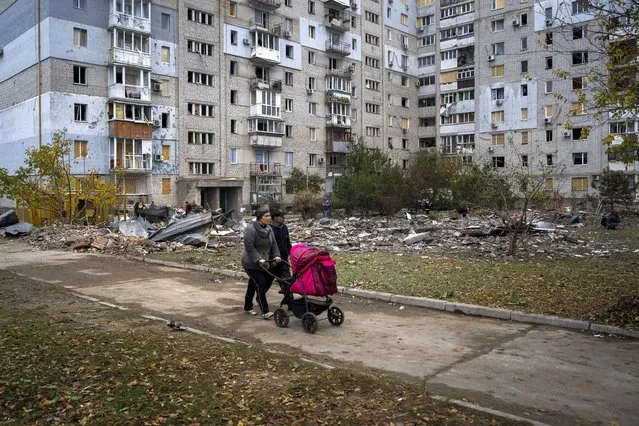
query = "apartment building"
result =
(1, 0, 636, 213)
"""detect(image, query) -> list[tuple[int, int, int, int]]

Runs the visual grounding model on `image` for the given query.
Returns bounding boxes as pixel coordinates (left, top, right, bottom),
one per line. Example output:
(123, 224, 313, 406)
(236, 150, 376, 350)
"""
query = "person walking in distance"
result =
(241, 205, 281, 319)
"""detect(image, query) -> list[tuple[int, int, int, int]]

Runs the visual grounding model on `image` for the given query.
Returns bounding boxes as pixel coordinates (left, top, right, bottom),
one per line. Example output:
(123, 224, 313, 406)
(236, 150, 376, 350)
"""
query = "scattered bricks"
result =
(90, 237, 108, 250)
(510, 311, 589, 330)
(589, 323, 639, 339)
(71, 238, 92, 250)
(389, 294, 447, 311)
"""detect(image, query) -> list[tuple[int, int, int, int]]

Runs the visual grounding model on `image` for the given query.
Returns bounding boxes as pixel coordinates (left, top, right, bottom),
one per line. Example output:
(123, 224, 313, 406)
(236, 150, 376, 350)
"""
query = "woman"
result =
(241, 205, 281, 319)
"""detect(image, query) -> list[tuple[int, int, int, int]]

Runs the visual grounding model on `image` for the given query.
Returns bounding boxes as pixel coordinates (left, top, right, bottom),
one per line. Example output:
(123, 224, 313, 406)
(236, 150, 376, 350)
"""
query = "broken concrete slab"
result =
(0, 210, 19, 228)
(402, 232, 430, 245)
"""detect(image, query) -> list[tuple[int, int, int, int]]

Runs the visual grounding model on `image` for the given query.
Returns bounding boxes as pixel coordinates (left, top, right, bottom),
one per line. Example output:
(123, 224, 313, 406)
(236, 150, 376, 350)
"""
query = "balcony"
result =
(325, 13, 351, 32)
(323, 0, 351, 9)
(326, 66, 353, 78)
(108, 84, 150, 103)
(250, 46, 281, 65)
(109, 138, 152, 172)
(326, 114, 351, 128)
(109, 121, 152, 139)
(326, 140, 351, 153)
(326, 92, 351, 104)
(248, 0, 282, 10)
(250, 162, 282, 176)
(109, 48, 151, 68)
(108, 13, 151, 33)
(250, 77, 282, 92)
(249, 135, 283, 149)
(325, 40, 351, 55)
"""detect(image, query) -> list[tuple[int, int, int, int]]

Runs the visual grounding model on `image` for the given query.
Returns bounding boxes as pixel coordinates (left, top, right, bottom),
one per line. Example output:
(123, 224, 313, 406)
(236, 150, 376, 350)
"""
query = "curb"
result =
(129, 256, 639, 339)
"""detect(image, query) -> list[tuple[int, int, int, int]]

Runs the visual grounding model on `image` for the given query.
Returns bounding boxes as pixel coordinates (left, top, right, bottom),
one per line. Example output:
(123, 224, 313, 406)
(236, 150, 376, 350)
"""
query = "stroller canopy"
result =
(289, 244, 338, 297)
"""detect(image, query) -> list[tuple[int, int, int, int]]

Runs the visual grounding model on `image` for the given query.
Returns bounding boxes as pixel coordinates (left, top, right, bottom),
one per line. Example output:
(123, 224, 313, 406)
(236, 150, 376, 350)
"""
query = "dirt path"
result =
(1, 241, 637, 425)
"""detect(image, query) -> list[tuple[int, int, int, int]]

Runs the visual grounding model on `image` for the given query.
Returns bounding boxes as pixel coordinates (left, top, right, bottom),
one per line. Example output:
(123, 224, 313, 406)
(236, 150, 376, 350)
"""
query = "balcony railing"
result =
(250, 162, 282, 176)
(248, 0, 282, 9)
(325, 66, 353, 78)
(249, 77, 282, 92)
(108, 13, 151, 33)
(108, 84, 151, 102)
(325, 40, 351, 55)
(249, 135, 283, 148)
(325, 13, 351, 32)
(326, 114, 351, 127)
(250, 46, 281, 64)
(323, 0, 351, 9)
(109, 48, 151, 68)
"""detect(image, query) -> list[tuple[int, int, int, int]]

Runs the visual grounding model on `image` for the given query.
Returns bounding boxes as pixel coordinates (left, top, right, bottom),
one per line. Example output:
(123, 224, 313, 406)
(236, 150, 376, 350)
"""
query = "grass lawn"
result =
(146, 228, 639, 330)
(0, 271, 518, 425)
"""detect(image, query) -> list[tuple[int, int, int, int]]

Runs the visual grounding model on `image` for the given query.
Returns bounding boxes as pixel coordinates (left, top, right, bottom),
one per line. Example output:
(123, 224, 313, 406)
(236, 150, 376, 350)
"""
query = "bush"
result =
(292, 190, 322, 219)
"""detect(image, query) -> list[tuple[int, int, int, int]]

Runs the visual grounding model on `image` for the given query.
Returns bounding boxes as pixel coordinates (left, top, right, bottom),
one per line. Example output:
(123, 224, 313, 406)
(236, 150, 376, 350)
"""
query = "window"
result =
(491, 19, 504, 32)
(492, 156, 505, 168)
(161, 46, 170, 63)
(284, 152, 293, 167)
(401, 97, 410, 108)
(365, 33, 380, 46)
(573, 26, 585, 39)
(521, 108, 528, 120)
(188, 132, 215, 145)
(162, 178, 171, 195)
(187, 40, 214, 56)
(307, 77, 315, 90)
(365, 126, 380, 137)
(365, 79, 380, 91)
(187, 8, 214, 25)
(74, 0, 86, 9)
(308, 102, 317, 115)
(418, 55, 436, 67)
(491, 111, 504, 124)
(230, 119, 237, 133)
(309, 128, 316, 141)
(401, 14, 408, 25)
(491, 42, 504, 55)
(365, 103, 380, 114)
(308, 0, 315, 14)
(545, 81, 553, 94)
(572, 127, 589, 140)
(572, 0, 589, 15)
(285, 98, 293, 112)
(571, 102, 586, 115)
(521, 131, 529, 145)
(520, 37, 528, 50)
(571, 177, 588, 191)
(187, 71, 215, 86)
(545, 32, 553, 45)
(285, 0, 292, 6)
(365, 11, 380, 24)
(402, 139, 408, 150)
(491, 88, 504, 100)
(573, 152, 588, 165)
(228, 1, 237, 16)
(546, 154, 553, 166)
(521, 155, 528, 167)
(188, 103, 214, 117)
(74, 103, 87, 122)
(491, 65, 504, 78)
(545, 178, 554, 191)
(492, 133, 505, 146)
(161, 13, 170, 30)
(308, 51, 315, 64)
(230, 148, 239, 164)
(546, 130, 553, 142)
(162, 145, 170, 161)
(285, 125, 293, 137)
(230, 90, 237, 104)
(521, 60, 528, 73)
(285, 72, 293, 86)
(73, 65, 87, 85)
(365, 56, 380, 68)
(401, 76, 409, 87)
(521, 84, 528, 96)
(544, 105, 553, 118)
(545, 56, 553, 69)
(402, 160, 409, 170)
(188, 162, 215, 175)
(230, 30, 237, 45)
(609, 121, 635, 134)
(161, 113, 169, 128)
(309, 154, 318, 167)
(73, 140, 87, 158)
(573, 76, 588, 90)
(572, 51, 588, 65)
(521, 13, 528, 26)
(308, 25, 315, 39)
(230, 61, 237, 75)
(73, 28, 87, 47)
(492, 0, 505, 10)
(286, 45, 294, 59)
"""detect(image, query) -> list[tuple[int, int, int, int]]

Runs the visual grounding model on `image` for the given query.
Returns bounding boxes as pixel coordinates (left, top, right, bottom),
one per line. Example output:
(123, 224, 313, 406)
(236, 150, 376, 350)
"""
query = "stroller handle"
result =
(258, 258, 291, 277)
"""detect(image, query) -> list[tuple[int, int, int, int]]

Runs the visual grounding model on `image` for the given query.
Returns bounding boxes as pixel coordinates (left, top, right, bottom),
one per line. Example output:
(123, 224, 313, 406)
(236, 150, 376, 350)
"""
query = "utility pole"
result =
(37, 0, 42, 147)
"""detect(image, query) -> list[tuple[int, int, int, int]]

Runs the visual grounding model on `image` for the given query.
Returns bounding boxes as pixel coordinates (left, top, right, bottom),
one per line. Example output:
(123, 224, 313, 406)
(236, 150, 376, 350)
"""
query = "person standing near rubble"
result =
(458, 200, 469, 227)
(322, 198, 332, 219)
(269, 210, 293, 305)
(241, 205, 281, 319)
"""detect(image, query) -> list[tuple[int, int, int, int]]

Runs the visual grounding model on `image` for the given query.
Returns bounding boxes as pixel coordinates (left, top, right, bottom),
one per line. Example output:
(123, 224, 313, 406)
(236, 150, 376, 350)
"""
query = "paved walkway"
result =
(1, 242, 637, 425)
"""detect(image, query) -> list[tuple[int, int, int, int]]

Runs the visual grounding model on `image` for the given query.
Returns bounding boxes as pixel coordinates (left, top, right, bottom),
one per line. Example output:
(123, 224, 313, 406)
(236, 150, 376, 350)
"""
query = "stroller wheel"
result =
(301, 312, 319, 334)
(327, 306, 344, 326)
(274, 308, 289, 328)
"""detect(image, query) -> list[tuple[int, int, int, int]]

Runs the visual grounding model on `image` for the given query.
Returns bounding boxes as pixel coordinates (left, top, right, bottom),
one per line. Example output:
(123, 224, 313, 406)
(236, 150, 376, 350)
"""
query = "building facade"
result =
(0, 0, 637, 212)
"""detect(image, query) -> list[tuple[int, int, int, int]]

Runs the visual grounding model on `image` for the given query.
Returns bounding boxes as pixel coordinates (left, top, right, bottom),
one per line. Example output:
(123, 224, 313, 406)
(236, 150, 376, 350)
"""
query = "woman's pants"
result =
(244, 269, 271, 314)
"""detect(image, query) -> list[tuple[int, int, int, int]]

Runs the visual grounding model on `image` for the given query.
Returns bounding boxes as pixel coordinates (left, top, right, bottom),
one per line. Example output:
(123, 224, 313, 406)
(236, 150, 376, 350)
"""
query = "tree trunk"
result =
(507, 230, 519, 256)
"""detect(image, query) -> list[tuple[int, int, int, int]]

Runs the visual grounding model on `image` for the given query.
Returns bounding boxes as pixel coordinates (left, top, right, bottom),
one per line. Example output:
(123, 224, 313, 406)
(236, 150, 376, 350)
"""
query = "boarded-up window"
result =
(571, 177, 588, 191)
(440, 71, 456, 84)
(521, 131, 529, 145)
(544, 105, 553, 117)
(521, 108, 528, 120)
(161, 46, 170, 63)
(229, 1, 236, 16)
(162, 178, 171, 194)
(74, 140, 88, 158)
(491, 111, 504, 123)
(491, 133, 505, 146)
(492, 0, 505, 9)
(491, 65, 504, 78)
(162, 145, 170, 160)
(73, 28, 87, 47)
(545, 178, 554, 191)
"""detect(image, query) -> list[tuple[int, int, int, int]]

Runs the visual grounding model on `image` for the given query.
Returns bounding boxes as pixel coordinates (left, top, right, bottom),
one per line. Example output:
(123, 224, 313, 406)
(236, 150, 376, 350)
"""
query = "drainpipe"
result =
(37, 0, 42, 147)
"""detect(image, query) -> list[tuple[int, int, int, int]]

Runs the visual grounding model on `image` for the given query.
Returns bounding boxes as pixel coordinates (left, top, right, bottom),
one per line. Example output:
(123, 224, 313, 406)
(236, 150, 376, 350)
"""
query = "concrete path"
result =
(1, 242, 637, 425)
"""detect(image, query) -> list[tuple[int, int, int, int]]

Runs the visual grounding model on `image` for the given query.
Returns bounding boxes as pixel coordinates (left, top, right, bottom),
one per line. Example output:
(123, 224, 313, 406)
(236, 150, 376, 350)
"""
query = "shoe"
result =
(262, 312, 274, 320)
(244, 309, 257, 315)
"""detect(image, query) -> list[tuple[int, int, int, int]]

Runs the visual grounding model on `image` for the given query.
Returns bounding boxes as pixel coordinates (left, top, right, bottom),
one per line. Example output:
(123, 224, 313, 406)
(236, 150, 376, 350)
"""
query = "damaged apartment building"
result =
(0, 0, 637, 212)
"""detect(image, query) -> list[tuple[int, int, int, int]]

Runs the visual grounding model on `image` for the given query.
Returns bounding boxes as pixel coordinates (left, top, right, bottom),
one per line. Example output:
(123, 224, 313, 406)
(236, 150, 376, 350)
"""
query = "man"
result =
(270, 210, 293, 306)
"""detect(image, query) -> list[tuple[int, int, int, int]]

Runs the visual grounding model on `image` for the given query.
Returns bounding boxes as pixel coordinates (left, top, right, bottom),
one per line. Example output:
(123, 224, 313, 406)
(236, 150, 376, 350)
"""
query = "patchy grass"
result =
(0, 272, 516, 425)
(146, 229, 639, 330)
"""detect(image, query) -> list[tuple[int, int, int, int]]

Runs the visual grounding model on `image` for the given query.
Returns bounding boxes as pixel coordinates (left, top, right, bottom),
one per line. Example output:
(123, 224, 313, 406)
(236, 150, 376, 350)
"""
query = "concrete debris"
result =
(0, 210, 19, 227)
(0, 222, 34, 237)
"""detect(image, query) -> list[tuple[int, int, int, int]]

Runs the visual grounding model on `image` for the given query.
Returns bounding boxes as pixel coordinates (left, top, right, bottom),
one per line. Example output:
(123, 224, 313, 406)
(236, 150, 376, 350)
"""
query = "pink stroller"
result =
(265, 244, 344, 334)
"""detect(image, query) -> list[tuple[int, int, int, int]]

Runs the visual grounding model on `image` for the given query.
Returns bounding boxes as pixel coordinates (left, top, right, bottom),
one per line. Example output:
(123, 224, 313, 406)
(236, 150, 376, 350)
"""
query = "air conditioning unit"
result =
(487, 55, 495, 62)
(402, 43, 409, 51)
(318, 157, 325, 164)
(592, 175, 600, 181)
(271, 80, 282, 90)
(154, 154, 163, 161)
(496, 99, 504, 105)
(513, 19, 520, 26)
(491, 123, 498, 128)
(417, 27, 424, 33)
(402, 127, 408, 134)
(153, 119, 161, 127)
(348, 64, 355, 72)
(488, 146, 494, 152)
(152, 82, 162, 91)
(242, 38, 250, 45)
(350, 1, 357, 10)
(563, 131, 571, 138)
(401, 64, 408, 71)
(544, 117, 552, 124)
(545, 18, 553, 26)
(415, 80, 421, 87)
(306, 88, 314, 95)
(283, 30, 291, 38)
